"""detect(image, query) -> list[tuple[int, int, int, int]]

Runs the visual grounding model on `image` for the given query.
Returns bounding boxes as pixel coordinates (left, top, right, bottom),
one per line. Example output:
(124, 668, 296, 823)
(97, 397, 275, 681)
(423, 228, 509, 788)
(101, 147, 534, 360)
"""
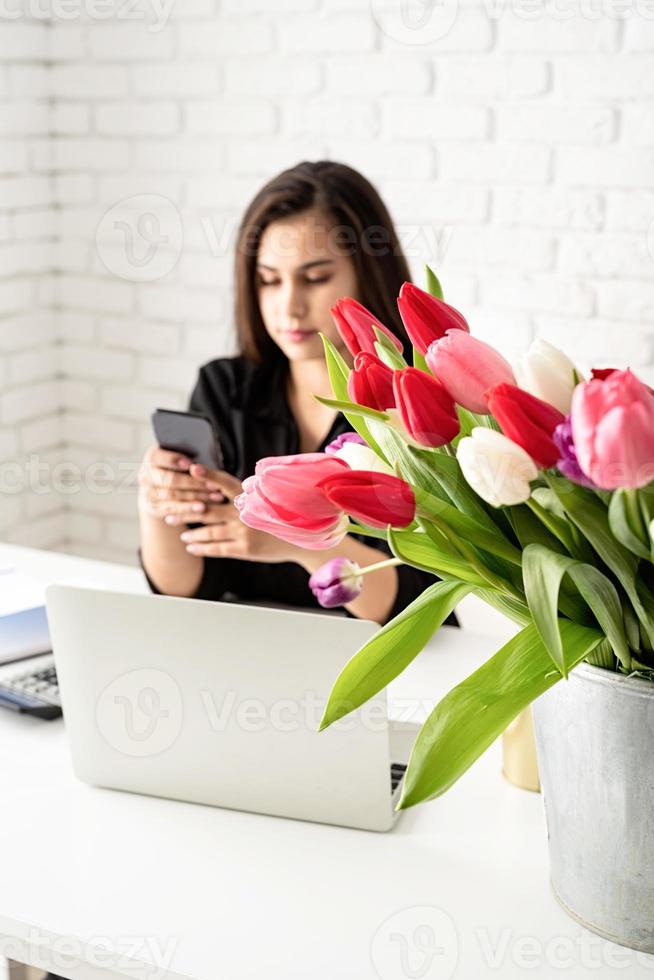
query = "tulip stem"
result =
(358, 557, 404, 577)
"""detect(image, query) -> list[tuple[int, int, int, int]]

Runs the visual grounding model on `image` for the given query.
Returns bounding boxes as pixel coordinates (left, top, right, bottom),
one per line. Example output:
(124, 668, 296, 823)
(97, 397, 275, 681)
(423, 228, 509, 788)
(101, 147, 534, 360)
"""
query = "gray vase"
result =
(532, 661, 654, 953)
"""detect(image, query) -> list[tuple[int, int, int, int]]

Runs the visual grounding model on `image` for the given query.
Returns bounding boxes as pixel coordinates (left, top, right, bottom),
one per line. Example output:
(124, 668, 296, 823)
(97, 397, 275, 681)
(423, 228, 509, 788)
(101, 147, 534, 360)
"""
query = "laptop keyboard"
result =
(391, 763, 407, 794)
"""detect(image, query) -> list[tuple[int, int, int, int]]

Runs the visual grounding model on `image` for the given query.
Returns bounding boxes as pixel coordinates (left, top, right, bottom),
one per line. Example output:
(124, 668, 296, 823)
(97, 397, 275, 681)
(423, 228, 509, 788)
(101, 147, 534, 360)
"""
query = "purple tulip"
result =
(553, 416, 596, 489)
(324, 432, 366, 455)
(309, 558, 363, 608)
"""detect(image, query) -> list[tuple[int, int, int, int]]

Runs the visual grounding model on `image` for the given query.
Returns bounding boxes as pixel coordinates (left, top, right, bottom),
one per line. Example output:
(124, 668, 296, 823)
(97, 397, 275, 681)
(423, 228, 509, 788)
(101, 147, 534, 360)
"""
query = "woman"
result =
(137, 160, 457, 627)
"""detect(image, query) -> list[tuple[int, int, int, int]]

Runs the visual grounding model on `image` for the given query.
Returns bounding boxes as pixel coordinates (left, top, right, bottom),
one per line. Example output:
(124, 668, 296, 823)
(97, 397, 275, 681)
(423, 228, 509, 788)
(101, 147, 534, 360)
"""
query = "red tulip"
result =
(426, 330, 516, 414)
(392, 366, 459, 447)
(486, 383, 565, 468)
(331, 297, 403, 358)
(317, 470, 415, 529)
(397, 282, 469, 355)
(347, 352, 396, 411)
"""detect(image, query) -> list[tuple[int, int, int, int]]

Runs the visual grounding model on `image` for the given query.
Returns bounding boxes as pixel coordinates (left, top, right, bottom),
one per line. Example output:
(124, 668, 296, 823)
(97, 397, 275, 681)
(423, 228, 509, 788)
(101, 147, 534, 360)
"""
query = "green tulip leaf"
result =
(531, 487, 568, 521)
(397, 619, 602, 808)
(413, 348, 429, 371)
(508, 512, 592, 628)
(454, 406, 479, 440)
(373, 328, 406, 371)
(313, 395, 389, 422)
(623, 601, 642, 653)
(389, 526, 488, 587)
(414, 488, 522, 566)
(417, 512, 525, 603)
(637, 487, 654, 563)
(585, 636, 617, 670)
(473, 588, 532, 627)
(321, 332, 349, 397)
(509, 503, 567, 554)
(546, 475, 654, 647)
(608, 489, 651, 561)
(425, 264, 444, 299)
(526, 497, 589, 561)
(318, 579, 473, 731)
(522, 543, 632, 675)
(529, 489, 597, 564)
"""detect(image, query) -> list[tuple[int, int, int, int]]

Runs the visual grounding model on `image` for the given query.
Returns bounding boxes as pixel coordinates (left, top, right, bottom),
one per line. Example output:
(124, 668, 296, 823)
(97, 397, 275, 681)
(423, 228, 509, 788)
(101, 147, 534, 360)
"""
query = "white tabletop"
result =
(0, 544, 652, 980)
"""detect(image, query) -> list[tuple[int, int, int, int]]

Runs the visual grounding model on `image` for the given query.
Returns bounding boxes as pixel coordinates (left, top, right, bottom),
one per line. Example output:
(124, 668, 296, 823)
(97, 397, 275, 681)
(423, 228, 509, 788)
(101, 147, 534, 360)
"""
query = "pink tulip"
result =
(571, 370, 654, 490)
(426, 330, 516, 414)
(592, 366, 654, 397)
(235, 454, 350, 550)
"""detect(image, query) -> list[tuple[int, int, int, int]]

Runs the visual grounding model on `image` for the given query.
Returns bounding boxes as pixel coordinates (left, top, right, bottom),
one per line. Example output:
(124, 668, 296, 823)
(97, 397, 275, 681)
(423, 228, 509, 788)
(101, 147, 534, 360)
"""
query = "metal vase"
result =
(532, 661, 654, 953)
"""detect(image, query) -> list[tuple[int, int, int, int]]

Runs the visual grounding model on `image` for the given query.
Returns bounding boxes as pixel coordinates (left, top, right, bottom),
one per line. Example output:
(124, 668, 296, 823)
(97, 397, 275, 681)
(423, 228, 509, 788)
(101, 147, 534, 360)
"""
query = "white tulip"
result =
(456, 427, 539, 508)
(333, 441, 394, 474)
(514, 339, 584, 415)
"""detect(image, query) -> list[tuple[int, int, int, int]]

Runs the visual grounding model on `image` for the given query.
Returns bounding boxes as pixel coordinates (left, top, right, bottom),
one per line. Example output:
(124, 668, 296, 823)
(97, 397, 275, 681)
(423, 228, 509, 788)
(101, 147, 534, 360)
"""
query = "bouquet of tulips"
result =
(235, 269, 654, 809)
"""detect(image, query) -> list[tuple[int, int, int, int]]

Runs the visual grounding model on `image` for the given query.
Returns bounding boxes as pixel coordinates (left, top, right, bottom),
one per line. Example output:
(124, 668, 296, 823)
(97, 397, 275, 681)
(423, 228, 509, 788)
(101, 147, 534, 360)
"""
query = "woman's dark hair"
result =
(234, 160, 413, 363)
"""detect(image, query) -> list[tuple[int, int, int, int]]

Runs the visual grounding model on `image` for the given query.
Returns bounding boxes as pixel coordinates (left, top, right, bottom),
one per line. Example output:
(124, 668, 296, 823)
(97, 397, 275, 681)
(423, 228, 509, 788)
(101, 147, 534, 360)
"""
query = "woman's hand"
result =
(137, 447, 225, 523)
(176, 463, 301, 564)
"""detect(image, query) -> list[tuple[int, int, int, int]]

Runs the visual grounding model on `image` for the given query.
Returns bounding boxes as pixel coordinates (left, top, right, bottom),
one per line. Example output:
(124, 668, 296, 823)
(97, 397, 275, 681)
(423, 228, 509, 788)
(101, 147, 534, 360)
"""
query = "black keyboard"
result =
(391, 763, 407, 794)
(0, 653, 62, 720)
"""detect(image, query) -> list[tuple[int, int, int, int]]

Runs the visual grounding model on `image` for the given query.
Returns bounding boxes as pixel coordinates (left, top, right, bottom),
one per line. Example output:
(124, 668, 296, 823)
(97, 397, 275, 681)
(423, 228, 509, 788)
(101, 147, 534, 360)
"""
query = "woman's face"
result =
(256, 208, 359, 363)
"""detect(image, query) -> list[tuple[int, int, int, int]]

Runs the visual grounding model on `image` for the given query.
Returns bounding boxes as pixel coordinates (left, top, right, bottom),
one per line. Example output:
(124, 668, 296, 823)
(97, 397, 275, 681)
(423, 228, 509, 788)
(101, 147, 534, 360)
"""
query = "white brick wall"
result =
(0, 1, 653, 565)
(0, 18, 64, 553)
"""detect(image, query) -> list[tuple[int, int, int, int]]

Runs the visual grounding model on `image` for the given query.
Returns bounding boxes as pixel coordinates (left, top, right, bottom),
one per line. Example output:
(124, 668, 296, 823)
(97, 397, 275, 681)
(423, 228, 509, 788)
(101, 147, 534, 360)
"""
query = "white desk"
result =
(0, 544, 652, 980)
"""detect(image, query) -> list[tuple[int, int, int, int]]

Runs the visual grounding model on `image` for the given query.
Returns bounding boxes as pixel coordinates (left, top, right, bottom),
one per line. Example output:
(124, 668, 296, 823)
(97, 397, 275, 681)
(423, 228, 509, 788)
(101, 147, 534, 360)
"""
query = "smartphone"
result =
(152, 408, 225, 470)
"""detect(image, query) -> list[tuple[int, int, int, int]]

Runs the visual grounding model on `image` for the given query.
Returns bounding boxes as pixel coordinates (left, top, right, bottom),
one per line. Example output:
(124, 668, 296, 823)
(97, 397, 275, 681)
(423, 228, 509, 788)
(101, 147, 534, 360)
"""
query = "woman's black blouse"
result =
(140, 354, 458, 626)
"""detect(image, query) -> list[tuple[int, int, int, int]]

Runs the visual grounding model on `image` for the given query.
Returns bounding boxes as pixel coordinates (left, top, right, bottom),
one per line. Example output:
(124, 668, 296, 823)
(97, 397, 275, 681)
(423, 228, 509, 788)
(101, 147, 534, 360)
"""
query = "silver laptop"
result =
(45, 585, 418, 832)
